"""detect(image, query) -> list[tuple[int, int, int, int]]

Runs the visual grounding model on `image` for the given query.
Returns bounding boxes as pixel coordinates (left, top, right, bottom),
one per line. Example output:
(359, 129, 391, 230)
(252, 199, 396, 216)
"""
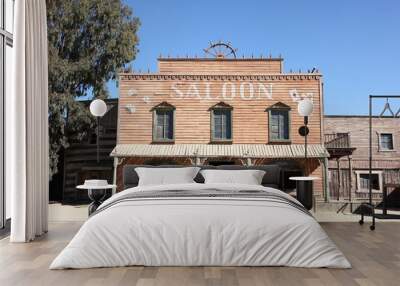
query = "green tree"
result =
(46, 0, 139, 177)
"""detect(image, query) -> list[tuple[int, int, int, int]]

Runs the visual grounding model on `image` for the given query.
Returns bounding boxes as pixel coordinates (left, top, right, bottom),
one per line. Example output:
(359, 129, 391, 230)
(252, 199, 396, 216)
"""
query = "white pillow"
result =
(135, 167, 200, 186)
(200, 169, 265, 185)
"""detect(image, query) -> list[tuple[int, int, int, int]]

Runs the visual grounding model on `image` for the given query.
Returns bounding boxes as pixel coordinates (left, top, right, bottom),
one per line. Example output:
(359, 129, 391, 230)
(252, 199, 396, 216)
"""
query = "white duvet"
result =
(50, 183, 351, 269)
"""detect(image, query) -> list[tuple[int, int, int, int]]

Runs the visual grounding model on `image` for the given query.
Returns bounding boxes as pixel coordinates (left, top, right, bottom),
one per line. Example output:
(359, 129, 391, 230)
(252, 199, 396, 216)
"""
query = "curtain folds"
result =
(9, 0, 49, 242)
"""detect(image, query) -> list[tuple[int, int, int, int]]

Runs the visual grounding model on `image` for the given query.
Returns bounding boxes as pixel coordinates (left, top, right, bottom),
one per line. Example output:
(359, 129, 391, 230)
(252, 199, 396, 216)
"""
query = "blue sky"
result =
(107, 0, 400, 115)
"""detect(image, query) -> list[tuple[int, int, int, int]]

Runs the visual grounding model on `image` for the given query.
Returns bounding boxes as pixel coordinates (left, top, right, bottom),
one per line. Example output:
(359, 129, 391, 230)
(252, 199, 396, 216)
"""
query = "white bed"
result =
(50, 183, 351, 269)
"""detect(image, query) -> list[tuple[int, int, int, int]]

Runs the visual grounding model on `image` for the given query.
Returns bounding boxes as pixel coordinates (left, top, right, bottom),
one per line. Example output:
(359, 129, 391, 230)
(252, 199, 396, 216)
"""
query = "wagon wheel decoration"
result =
(203, 41, 238, 59)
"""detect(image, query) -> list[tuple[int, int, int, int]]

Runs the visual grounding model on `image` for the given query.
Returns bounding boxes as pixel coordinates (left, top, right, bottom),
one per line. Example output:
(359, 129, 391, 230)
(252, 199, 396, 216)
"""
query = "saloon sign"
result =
(170, 82, 313, 102)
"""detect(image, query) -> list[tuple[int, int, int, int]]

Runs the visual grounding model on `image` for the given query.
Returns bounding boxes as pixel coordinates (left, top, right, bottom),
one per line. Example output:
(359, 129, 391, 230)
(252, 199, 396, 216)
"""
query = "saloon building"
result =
(111, 43, 328, 198)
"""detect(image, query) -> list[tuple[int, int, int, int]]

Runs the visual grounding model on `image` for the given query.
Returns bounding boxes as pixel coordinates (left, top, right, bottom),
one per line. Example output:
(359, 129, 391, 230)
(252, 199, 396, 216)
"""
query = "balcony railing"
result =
(324, 133, 351, 149)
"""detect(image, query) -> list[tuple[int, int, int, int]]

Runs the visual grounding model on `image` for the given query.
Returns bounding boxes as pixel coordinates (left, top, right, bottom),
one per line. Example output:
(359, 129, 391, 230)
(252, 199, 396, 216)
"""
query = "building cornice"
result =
(119, 73, 322, 81)
(157, 57, 283, 62)
(325, 115, 398, 118)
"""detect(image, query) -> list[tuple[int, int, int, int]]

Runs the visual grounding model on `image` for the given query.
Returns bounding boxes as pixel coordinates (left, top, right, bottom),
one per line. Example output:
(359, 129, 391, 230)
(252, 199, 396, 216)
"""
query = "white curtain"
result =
(8, 0, 49, 242)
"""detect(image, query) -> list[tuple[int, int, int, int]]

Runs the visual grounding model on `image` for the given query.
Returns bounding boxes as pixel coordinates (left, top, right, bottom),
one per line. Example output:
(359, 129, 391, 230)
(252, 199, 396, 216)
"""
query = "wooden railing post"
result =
(324, 133, 352, 149)
(348, 155, 352, 203)
(336, 158, 341, 201)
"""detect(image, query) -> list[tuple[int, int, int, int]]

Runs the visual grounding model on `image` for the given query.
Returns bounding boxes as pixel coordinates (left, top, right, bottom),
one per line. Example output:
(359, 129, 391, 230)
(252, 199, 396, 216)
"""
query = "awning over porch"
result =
(110, 144, 329, 159)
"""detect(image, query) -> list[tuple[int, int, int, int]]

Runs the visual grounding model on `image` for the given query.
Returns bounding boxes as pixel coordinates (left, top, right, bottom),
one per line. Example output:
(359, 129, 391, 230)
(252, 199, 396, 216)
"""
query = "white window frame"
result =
(355, 170, 383, 193)
(1, 0, 14, 229)
(378, 132, 395, 152)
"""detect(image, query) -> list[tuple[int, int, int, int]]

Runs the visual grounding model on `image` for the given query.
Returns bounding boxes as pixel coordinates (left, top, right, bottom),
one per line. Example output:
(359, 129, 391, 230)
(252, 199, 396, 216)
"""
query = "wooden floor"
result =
(0, 222, 399, 286)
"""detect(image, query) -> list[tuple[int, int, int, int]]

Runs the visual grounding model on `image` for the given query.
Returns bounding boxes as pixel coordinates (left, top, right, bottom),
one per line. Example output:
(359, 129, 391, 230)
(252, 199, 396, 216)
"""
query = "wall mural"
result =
(126, 82, 315, 113)
(125, 104, 136, 113)
(168, 82, 314, 102)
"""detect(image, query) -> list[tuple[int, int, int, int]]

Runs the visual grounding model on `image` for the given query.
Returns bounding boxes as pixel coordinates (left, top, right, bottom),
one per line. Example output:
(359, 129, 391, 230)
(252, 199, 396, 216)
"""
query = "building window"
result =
(1, 0, 15, 229)
(210, 102, 233, 142)
(5, 0, 15, 33)
(266, 102, 291, 142)
(355, 171, 383, 193)
(379, 133, 394, 151)
(152, 102, 175, 142)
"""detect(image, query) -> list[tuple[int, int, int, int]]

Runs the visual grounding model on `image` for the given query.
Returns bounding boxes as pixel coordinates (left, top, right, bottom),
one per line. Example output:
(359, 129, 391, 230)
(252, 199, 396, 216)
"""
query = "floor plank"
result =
(0, 222, 399, 286)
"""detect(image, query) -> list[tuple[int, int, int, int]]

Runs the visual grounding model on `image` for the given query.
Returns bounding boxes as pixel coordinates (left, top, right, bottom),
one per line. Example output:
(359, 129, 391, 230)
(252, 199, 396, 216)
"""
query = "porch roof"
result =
(110, 144, 329, 159)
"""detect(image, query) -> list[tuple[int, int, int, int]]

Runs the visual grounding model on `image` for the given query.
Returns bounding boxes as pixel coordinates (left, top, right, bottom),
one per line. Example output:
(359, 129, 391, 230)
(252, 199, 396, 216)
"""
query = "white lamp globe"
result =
(297, 98, 314, 117)
(90, 99, 107, 117)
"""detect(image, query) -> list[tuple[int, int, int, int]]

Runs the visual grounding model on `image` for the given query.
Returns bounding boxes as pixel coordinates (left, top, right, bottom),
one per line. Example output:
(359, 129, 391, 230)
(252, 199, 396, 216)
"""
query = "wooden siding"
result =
(324, 116, 400, 164)
(62, 141, 115, 203)
(118, 77, 322, 145)
(324, 116, 400, 201)
(117, 58, 324, 195)
(158, 58, 283, 74)
(328, 159, 400, 170)
(61, 102, 118, 204)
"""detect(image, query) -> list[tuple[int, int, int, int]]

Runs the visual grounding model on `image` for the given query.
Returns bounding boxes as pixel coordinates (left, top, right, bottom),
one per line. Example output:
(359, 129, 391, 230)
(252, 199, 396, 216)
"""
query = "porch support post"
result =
(195, 157, 207, 166)
(112, 157, 118, 195)
(348, 155, 353, 203)
(336, 158, 341, 201)
(322, 157, 330, 202)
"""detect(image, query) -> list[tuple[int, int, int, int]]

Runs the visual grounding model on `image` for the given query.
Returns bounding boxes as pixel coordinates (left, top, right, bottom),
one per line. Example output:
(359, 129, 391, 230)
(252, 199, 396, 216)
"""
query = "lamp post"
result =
(90, 99, 107, 163)
(297, 98, 314, 159)
(290, 98, 316, 210)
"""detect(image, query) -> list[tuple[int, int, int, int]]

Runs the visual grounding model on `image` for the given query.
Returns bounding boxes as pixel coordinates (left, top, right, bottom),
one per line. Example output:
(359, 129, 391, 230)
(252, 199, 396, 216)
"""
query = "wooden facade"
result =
(324, 115, 400, 201)
(115, 55, 326, 196)
(59, 99, 118, 204)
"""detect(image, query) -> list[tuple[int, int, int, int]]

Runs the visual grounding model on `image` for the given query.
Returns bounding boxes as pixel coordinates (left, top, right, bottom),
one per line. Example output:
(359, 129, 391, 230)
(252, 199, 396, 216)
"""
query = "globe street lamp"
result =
(290, 98, 317, 211)
(297, 98, 314, 159)
(90, 99, 107, 163)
